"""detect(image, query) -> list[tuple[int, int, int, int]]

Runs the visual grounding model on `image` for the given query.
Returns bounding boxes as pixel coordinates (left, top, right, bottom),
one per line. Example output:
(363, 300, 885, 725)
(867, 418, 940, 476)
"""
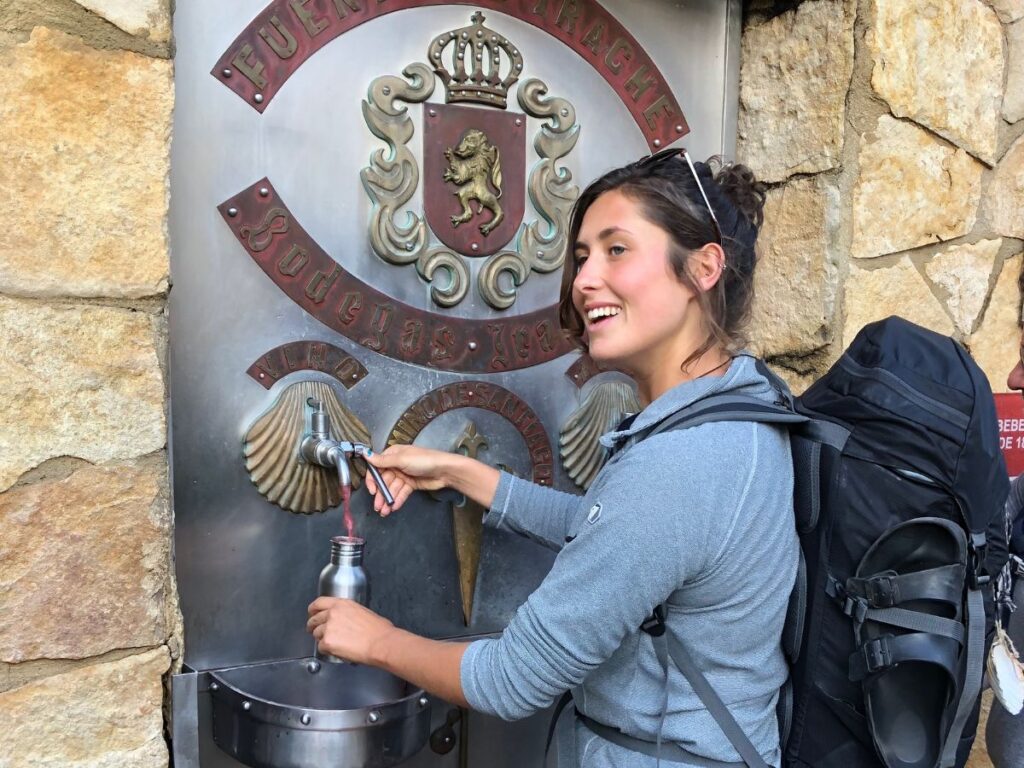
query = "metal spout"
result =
(300, 398, 393, 505)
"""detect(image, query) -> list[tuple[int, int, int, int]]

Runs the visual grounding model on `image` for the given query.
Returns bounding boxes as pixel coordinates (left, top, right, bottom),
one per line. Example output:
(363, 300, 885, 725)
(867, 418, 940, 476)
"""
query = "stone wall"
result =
(741, 0, 1024, 398)
(739, 1, 1024, 765)
(0, 2, 176, 767)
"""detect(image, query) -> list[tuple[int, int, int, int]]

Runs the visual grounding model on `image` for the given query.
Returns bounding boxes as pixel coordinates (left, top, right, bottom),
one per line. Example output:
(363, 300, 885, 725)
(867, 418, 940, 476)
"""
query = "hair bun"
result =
(712, 161, 767, 231)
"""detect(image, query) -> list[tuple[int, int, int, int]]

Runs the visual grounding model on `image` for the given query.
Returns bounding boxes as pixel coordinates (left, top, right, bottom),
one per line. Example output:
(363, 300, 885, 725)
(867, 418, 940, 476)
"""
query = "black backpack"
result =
(622, 317, 1009, 768)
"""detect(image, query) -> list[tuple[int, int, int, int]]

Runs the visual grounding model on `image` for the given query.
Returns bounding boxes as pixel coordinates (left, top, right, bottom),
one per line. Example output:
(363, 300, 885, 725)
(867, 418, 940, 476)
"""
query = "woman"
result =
(307, 150, 798, 767)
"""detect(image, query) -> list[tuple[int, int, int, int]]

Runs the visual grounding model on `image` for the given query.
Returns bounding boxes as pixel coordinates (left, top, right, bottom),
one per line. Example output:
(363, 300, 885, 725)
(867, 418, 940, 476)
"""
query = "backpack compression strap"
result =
(633, 392, 849, 768)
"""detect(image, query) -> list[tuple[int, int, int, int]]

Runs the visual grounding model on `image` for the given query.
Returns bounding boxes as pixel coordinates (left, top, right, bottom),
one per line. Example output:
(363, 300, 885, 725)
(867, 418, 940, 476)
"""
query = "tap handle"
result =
(364, 461, 395, 507)
(352, 445, 394, 506)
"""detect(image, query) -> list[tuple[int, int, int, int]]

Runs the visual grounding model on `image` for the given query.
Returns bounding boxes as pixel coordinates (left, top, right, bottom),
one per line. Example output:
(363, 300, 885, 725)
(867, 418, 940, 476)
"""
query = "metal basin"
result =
(210, 657, 430, 768)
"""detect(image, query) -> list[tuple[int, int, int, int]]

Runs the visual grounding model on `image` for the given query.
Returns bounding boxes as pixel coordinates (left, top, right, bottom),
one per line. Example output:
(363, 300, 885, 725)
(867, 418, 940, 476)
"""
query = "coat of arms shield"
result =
(423, 103, 526, 257)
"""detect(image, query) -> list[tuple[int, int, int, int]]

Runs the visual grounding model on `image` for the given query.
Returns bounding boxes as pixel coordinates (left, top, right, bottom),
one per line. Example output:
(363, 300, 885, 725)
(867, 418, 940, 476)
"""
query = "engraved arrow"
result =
(451, 421, 488, 626)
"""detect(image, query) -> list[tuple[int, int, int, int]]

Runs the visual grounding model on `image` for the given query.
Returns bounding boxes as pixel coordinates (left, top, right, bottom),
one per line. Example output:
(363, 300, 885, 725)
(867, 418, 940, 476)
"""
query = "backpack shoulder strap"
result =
(642, 393, 850, 453)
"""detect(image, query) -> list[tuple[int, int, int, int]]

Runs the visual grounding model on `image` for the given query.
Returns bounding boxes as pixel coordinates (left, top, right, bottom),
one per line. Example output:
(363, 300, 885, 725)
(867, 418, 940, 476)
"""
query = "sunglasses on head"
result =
(635, 147, 723, 247)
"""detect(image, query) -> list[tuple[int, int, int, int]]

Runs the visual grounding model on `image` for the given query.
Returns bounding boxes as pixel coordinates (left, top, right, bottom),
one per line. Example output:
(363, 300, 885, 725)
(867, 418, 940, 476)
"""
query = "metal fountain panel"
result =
(170, 1, 740, 764)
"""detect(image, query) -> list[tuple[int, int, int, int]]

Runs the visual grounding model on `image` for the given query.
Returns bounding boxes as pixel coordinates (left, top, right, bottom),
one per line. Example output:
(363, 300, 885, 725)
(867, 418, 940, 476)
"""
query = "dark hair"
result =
(557, 154, 767, 370)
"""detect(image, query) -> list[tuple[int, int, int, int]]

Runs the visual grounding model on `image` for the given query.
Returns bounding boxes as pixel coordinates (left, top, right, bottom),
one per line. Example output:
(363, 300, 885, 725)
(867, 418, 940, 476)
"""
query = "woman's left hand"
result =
(306, 597, 395, 665)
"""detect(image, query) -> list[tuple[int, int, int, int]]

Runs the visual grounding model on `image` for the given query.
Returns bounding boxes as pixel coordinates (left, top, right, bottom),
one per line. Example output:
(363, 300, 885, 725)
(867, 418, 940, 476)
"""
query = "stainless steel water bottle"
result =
(315, 536, 369, 663)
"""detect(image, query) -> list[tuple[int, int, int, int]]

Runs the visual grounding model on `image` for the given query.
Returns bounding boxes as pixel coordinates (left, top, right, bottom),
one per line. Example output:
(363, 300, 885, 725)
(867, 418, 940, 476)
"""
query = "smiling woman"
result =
(310, 152, 793, 768)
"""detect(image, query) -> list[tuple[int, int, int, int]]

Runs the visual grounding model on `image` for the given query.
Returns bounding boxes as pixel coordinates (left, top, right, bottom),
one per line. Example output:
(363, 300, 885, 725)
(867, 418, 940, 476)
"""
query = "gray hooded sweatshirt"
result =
(460, 355, 798, 767)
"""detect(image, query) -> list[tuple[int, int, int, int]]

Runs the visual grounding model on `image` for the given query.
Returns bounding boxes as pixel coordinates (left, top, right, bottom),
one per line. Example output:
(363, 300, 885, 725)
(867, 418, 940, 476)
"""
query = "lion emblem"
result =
(443, 128, 504, 236)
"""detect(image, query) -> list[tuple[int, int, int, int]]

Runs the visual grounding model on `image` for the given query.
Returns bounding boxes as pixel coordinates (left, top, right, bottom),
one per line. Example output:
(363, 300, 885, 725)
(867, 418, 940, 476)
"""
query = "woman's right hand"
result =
(363, 445, 455, 517)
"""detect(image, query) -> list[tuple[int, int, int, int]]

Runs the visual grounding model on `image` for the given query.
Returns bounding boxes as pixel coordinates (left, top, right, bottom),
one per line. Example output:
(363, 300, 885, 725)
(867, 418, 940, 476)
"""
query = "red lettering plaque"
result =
(220, 179, 576, 373)
(212, 0, 688, 150)
(996, 393, 1024, 476)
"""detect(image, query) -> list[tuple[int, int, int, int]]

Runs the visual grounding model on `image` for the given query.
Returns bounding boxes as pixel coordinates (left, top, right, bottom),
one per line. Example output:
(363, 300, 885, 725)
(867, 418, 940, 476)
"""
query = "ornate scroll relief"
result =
(361, 13, 579, 311)
(559, 380, 640, 490)
(479, 79, 579, 310)
(244, 380, 371, 514)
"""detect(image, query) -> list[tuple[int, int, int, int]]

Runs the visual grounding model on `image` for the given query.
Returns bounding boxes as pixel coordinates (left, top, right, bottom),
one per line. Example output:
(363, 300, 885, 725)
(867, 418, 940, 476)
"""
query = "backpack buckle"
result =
(969, 532, 990, 589)
(640, 604, 666, 637)
(861, 637, 892, 674)
(843, 596, 869, 624)
(865, 575, 897, 607)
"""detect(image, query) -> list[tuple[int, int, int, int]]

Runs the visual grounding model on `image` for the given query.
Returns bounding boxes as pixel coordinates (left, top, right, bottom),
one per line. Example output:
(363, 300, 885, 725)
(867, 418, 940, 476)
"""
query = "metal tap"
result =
(300, 398, 394, 505)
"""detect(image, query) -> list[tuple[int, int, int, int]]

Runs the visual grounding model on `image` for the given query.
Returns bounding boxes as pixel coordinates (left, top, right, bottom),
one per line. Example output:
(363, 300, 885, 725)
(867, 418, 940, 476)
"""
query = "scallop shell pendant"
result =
(988, 625, 1024, 715)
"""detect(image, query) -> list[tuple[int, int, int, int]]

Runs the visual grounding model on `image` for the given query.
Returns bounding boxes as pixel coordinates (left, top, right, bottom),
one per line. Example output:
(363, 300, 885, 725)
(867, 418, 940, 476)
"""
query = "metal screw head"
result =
(675, 124, 684, 133)
(253, 93, 264, 104)
(242, 701, 252, 711)
(418, 696, 429, 708)
(306, 659, 321, 674)
(468, 341, 478, 351)
(259, 187, 269, 197)
(210, 682, 219, 691)
(429, 109, 437, 117)
(471, 243, 479, 251)
(560, 108, 569, 117)
(221, 68, 232, 78)
(382, 86, 391, 96)
(653, 139, 662, 148)
(227, 207, 238, 217)
(301, 714, 311, 725)
(368, 710, 381, 724)
(515, 118, 522, 126)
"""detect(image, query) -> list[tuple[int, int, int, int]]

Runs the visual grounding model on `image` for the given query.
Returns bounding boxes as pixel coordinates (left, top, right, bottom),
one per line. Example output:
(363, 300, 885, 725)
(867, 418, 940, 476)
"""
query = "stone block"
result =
(924, 240, 1002, 335)
(868, 0, 1003, 164)
(985, 134, 1024, 240)
(750, 176, 839, 357)
(0, 28, 171, 299)
(970, 254, 1022, 393)
(0, 297, 165, 493)
(986, 0, 1024, 22)
(0, 648, 169, 767)
(852, 116, 983, 260)
(0, 461, 169, 663)
(1005, 20, 1024, 123)
(71, 0, 171, 43)
(844, 258, 955, 348)
(737, 0, 855, 182)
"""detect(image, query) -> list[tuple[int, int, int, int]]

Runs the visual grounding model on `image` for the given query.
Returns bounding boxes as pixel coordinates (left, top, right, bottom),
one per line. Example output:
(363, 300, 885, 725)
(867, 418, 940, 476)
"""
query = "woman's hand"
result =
(363, 445, 455, 517)
(307, 597, 395, 665)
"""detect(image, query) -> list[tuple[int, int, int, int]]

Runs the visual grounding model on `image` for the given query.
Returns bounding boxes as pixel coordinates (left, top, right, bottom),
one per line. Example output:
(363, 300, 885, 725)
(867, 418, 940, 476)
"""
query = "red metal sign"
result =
(211, 0, 688, 150)
(996, 392, 1024, 476)
(220, 179, 575, 373)
(386, 380, 554, 485)
(424, 103, 526, 256)
(246, 341, 368, 389)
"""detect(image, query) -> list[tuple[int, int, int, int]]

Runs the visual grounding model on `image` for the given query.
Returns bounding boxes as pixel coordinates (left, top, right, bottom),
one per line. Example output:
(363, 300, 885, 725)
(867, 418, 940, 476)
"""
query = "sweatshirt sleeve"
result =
(484, 471, 583, 551)
(462, 437, 718, 720)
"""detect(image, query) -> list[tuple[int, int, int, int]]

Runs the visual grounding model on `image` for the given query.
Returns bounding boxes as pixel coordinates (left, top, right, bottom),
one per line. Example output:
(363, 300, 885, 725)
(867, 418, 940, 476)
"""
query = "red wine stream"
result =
(341, 484, 355, 538)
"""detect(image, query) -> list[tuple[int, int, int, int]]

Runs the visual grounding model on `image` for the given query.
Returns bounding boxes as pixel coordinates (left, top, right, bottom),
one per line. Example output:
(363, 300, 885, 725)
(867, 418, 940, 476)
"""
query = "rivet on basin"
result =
(300, 714, 311, 725)
(368, 710, 381, 724)
(418, 696, 429, 708)
(242, 701, 251, 711)
(210, 682, 219, 691)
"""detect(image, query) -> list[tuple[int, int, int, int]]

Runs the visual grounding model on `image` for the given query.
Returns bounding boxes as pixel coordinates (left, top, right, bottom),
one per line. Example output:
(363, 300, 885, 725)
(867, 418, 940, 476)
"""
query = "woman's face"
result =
(571, 189, 700, 377)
